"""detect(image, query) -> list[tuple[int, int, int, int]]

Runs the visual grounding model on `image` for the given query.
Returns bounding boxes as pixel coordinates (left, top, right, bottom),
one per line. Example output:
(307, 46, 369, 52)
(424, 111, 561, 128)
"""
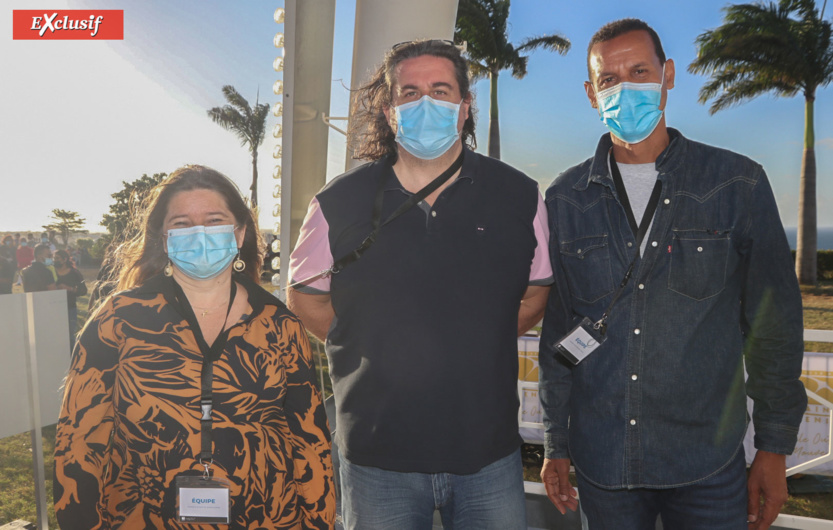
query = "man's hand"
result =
(541, 457, 578, 514)
(747, 450, 788, 530)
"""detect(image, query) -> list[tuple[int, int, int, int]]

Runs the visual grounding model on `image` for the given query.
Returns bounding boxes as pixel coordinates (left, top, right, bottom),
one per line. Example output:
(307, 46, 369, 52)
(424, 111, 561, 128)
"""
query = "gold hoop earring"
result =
(233, 254, 246, 272)
(164, 260, 173, 277)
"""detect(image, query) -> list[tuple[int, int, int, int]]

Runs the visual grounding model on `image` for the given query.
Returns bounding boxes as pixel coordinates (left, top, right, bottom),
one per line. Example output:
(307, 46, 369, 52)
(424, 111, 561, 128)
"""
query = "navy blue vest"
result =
(317, 149, 541, 474)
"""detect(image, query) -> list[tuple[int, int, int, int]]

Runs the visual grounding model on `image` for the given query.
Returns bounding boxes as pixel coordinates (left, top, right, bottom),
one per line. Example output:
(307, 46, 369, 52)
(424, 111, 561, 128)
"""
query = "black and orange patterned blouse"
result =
(53, 273, 335, 529)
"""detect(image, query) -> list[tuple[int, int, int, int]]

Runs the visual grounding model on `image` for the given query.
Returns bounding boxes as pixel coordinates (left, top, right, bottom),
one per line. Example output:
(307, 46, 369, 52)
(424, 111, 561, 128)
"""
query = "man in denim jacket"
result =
(539, 18, 806, 530)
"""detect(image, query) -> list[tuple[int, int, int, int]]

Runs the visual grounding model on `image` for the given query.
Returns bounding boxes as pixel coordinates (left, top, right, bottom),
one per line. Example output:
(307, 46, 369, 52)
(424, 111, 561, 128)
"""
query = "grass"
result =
(0, 426, 57, 528)
(3, 275, 833, 526)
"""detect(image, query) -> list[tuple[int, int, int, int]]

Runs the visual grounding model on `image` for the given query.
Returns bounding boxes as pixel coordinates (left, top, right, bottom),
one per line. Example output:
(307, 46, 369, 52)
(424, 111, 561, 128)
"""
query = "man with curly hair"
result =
(288, 39, 552, 529)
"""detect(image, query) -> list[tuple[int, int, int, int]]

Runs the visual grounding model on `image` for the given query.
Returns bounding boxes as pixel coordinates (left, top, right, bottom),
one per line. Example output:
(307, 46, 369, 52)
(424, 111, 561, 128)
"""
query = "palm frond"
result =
(516, 34, 571, 55)
(467, 61, 491, 82)
(221, 85, 252, 117)
(689, 0, 833, 112)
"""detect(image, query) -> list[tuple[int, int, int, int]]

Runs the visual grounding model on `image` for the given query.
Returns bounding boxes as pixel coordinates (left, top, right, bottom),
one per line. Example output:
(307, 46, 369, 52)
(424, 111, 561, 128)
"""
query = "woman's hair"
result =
(348, 39, 477, 161)
(115, 165, 262, 290)
(54, 249, 72, 266)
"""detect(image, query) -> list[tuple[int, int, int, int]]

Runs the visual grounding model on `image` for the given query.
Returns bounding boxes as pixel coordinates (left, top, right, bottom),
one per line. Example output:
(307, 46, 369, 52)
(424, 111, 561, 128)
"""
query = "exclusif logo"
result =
(13, 10, 123, 40)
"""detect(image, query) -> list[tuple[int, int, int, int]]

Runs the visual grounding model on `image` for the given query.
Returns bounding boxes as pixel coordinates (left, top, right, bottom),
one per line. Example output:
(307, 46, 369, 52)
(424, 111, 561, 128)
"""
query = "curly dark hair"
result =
(115, 165, 263, 290)
(587, 19, 666, 81)
(348, 39, 477, 162)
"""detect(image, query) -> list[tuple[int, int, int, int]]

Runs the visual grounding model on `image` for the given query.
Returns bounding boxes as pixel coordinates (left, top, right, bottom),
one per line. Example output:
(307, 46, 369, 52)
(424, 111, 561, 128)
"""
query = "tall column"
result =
(345, 0, 459, 169)
(279, 0, 336, 296)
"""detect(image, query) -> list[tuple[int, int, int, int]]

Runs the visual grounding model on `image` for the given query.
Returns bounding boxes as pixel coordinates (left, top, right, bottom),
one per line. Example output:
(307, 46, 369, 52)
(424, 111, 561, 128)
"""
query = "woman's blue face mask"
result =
(166, 225, 238, 280)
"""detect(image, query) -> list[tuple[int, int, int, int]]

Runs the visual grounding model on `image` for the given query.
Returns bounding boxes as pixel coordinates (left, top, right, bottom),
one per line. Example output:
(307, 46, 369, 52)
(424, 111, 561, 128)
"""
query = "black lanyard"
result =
(170, 278, 237, 471)
(594, 153, 662, 335)
(328, 149, 465, 275)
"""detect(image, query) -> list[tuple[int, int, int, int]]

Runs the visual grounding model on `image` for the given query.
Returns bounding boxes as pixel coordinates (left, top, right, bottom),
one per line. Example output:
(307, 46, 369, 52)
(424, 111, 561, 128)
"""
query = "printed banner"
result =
(745, 353, 833, 475)
(518, 336, 544, 443)
(519, 336, 833, 473)
(13, 10, 123, 40)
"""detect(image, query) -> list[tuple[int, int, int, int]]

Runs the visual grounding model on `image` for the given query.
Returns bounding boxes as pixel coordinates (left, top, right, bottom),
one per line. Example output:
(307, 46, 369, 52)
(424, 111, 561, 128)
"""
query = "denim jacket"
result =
(539, 129, 806, 488)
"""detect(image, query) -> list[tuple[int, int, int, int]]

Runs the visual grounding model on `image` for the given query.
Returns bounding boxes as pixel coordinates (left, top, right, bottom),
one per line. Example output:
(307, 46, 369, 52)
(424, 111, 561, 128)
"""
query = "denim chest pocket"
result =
(668, 229, 731, 301)
(559, 235, 615, 304)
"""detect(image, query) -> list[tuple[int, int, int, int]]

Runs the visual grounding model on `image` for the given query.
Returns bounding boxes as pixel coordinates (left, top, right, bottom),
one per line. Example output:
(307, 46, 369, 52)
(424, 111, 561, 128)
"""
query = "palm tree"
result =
(455, 0, 570, 159)
(688, 0, 833, 285)
(207, 86, 270, 208)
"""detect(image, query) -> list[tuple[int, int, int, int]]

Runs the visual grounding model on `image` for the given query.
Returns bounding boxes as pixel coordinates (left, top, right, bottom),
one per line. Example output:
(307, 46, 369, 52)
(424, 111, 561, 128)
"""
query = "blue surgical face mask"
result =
(394, 95, 462, 160)
(43, 258, 53, 267)
(595, 65, 665, 144)
(166, 225, 238, 280)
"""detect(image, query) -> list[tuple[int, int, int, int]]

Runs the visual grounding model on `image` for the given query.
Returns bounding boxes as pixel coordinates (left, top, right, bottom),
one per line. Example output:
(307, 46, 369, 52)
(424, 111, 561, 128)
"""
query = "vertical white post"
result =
(24, 293, 49, 530)
(279, 0, 337, 296)
(279, 0, 295, 298)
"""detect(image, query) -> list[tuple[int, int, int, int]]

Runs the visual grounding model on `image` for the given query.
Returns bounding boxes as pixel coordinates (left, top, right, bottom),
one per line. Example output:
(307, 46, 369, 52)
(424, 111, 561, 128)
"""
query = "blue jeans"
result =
(338, 448, 526, 530)
(576, 448, 748, 530)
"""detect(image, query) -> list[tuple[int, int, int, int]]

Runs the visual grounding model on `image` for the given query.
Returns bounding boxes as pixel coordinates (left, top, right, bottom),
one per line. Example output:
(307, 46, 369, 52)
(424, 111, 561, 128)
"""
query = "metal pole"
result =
(24, 293, 49, 530)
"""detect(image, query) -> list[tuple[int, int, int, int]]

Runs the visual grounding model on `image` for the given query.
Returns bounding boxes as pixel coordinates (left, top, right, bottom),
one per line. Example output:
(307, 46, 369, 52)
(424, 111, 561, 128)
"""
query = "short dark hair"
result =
(34, 243, 51, 260)
(348, 39, 476, 161)
(115, 165, 262, 290)
(587, 19, 666, 81)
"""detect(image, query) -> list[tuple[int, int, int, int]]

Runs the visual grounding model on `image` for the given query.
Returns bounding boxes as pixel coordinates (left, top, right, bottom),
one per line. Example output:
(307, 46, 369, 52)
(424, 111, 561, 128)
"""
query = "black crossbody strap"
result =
(328, 149, 465, 275)
(594, 153, 662, 335)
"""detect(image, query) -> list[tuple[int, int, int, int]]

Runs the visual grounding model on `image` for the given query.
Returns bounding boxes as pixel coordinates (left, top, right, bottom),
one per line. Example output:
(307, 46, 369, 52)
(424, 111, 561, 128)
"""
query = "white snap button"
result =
(634, 328, 641, 335)
(638, 284, 644, 290)
(631, 374, 638, 381)
(651, 241, 658, 247)
(664, 198, 670, 205)
(431, 211, 437, 218)
(630, 419, 636, 426)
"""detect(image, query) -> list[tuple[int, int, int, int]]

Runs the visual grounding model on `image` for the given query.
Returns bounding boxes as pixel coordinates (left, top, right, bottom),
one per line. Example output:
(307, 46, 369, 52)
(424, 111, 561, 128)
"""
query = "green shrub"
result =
(790, 250, 833, 280)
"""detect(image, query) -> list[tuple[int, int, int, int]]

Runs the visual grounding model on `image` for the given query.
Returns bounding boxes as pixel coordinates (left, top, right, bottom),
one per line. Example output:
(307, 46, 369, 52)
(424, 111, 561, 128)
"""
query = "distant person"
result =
(22, 244, 56, 292)
(42, 232, 56, 252)
(87, 241, 118, 313)
(69, 246, 82, 268)
(16, 237, 34, 271)
(79, 246, 91, 268)
(538, 18, 805, 530)
(54, 249, 86, 344)
(54, 165, 334, 529)
(0, 242, 15, 294)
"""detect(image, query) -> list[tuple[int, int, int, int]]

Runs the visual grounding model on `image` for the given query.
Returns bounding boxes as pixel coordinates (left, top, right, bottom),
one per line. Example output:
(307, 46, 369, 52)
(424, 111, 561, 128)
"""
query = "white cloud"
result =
(817, 138, 833, 150)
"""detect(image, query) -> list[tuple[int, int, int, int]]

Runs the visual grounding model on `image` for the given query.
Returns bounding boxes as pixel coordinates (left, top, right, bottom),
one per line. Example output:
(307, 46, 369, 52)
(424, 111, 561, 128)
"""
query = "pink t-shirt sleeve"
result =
(288, 197, 333, 294)
(529, 191, 553, 285)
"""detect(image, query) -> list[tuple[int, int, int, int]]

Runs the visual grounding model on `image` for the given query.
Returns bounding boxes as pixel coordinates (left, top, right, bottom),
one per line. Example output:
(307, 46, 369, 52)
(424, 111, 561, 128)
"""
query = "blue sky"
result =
(2, 0, 831, 236)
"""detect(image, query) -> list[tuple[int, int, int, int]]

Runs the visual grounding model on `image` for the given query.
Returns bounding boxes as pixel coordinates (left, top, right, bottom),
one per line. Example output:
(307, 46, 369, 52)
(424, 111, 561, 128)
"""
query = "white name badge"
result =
(555, 317, 606, 365)
(176, 475, 230, 524)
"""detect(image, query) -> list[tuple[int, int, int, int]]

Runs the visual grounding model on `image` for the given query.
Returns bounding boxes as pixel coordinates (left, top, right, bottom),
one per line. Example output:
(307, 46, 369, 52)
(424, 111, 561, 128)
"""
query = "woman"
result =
(54, 248, 87, 343)
(53, 165, 335, 529)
